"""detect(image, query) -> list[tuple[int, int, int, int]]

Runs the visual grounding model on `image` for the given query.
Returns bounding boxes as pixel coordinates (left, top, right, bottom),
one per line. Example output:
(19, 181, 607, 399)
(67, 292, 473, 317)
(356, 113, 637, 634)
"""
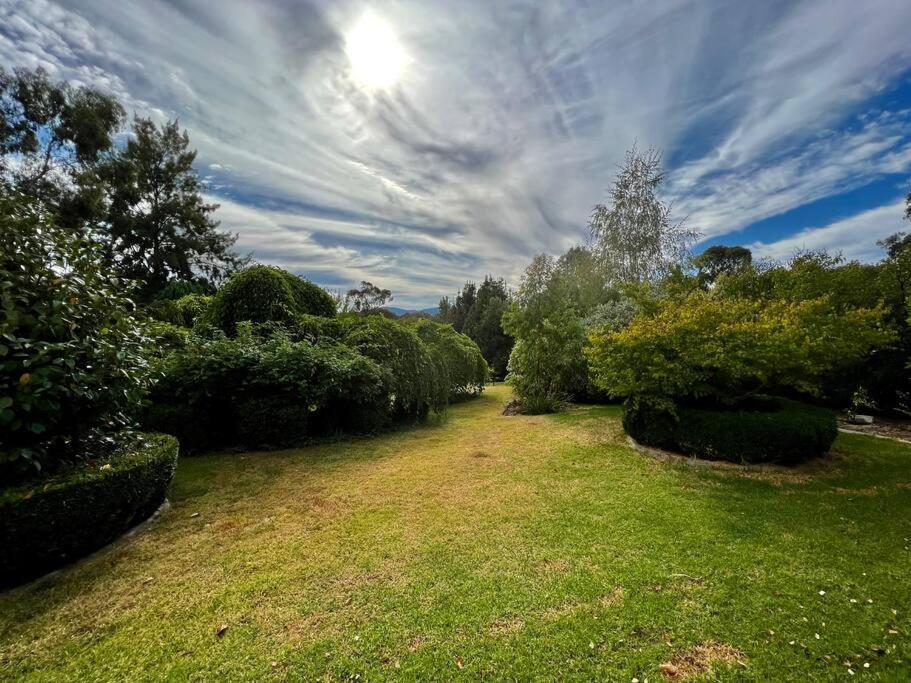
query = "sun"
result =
(345, 12, 407, 90)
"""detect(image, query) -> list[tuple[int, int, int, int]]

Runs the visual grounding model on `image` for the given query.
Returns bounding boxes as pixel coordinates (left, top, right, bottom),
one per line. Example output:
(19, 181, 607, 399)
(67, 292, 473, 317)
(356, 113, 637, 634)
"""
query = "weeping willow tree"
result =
(588, 147, 698, 284)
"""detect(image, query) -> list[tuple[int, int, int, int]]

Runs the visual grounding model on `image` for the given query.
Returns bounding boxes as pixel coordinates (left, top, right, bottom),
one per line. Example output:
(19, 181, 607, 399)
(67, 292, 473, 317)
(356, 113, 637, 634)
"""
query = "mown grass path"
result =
(2, 385, 910, 680)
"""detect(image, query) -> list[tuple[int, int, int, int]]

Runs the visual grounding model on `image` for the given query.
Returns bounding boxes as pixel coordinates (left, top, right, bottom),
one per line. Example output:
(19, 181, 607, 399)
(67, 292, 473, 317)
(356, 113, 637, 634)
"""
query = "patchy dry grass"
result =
(1, 385, 910, 680)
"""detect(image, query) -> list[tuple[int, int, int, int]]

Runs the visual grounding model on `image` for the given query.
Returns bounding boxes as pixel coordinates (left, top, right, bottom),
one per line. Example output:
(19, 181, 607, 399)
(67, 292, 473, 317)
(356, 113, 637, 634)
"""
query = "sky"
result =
(2, 0, 911, 308)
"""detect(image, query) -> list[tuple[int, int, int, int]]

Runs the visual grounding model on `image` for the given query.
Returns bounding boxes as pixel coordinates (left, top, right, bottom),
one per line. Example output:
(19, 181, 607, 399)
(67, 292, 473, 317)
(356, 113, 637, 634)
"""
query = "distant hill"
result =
(385, 306, 440, 317)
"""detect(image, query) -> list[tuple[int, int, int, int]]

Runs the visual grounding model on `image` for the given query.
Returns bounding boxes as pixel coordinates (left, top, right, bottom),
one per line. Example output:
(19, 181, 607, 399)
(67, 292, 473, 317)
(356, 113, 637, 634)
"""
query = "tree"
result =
(439, 282, 477, 332)
(461, 276, 514, 379)
(502, 255, 588, 413)
(99, 117, 247, 300)
(588, 146, 697, 284)
(0, 67, 123, 223)
(695, 245, 752, 286)
(0, 194, 151, 479)
(346, 281, 393, 313)
(553, 246, 608, 315)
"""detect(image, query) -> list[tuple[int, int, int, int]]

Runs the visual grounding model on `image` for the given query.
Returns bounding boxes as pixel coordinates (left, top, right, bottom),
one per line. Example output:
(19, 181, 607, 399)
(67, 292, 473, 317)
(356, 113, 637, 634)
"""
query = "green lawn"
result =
(2, 385, 910, 681)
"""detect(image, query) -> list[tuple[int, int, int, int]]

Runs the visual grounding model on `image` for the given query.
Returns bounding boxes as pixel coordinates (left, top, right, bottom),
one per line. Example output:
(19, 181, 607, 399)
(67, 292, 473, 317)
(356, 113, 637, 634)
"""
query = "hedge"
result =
(0, 433, 178, 588)
(143, 334, 391, 452)
(202, 266, 335, 336)
(624, 397, 837, 465)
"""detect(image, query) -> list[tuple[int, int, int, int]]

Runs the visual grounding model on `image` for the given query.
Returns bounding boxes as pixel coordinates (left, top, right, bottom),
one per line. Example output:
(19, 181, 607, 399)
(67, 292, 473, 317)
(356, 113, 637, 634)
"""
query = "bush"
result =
(0, 432, 178, 588)
(203, 266, 334, 336)
(144, 333, 391, 452)
(624, 398, 837, 465)
(408, 319, 488, 401)
(343, 316, 443, 421)
(0, 195, 151, 479)
(587, 291, 893, 410)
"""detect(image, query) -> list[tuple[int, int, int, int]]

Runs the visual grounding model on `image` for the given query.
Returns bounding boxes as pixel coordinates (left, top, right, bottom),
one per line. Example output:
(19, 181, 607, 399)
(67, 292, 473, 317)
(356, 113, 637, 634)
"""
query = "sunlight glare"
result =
(345, 12, 407, 90)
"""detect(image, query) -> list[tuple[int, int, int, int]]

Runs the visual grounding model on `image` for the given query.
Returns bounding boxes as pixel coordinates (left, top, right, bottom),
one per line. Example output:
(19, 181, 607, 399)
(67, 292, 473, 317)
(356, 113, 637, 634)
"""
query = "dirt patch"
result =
(833, 486, 880, 496)
(487, 617, 524, 636)
(542, 601, 583, 620)
(540, 559, 570, 574)
(659, 641, 746, 680)
(600, 587, 624, 607)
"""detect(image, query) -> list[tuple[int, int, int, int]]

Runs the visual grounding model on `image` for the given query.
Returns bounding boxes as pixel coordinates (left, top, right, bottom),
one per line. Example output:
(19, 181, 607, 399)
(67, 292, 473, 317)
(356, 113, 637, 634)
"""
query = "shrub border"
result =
(0, 433, 178, 589)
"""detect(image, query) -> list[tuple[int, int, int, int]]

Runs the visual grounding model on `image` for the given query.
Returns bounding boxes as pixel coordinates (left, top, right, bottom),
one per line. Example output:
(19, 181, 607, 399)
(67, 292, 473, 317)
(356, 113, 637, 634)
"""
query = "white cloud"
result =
(750, 200, 908, 262)
(2, 0, 911, 303)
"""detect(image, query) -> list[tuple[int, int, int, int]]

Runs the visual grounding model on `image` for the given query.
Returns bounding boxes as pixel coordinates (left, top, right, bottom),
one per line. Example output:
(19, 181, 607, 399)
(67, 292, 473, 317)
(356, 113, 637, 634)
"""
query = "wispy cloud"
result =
(2, 0, 911, 305)
(750, 200, 908, 262)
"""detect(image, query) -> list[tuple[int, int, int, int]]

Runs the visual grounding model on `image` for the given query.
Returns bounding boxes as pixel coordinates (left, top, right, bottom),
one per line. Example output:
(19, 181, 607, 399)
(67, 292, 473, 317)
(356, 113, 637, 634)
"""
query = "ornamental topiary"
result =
(0, 432, 178, 588)
(203, 265, 335, 336)
(624, 397, 837, 465)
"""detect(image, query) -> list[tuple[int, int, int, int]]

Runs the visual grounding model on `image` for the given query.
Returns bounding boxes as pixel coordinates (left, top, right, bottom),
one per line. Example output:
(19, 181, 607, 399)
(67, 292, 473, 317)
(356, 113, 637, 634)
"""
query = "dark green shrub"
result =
(0, 195, 151, 479)
(202, 266, 334, 335)
(174, 294, 211, 327)
(624, 398, 837, 464)
(344, 316, 442, 420)
(144, 333, 391, 452)
(0, 433, 178, 588)
(408, 319, 488, 401)
(284, 274, 336, 318)
(146, 298, 182, 325)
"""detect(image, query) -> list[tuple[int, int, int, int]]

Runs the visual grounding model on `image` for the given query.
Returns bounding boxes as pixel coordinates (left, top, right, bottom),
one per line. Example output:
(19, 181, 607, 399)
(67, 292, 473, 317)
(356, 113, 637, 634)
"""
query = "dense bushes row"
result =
(0, 433, 178, 587)
(624, 398, 837, 465)
(143, 292, 489, 452)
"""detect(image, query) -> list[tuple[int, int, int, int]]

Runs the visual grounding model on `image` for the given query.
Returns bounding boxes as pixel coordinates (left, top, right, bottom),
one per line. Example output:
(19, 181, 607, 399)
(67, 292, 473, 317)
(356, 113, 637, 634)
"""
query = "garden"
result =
(2, 67, 911, 680)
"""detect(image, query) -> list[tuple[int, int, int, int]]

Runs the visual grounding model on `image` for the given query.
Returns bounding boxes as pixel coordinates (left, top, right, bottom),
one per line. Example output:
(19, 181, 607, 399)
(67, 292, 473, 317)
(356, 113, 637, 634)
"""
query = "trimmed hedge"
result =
(144, 334, 391, 452)
(202, 266, 335, 335)
(0, 433, 178, 588)
(624, 397, 837, 465)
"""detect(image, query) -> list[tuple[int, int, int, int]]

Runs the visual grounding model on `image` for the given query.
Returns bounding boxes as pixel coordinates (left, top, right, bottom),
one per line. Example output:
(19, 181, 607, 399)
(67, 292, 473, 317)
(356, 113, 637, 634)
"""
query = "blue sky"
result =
(2, 0, 911, 307)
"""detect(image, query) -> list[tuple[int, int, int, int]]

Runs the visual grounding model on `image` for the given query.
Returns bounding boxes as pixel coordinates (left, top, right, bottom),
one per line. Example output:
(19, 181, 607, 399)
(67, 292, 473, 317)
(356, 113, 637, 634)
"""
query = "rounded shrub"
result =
(624, 398, 837, 465)
(0, 433, 178, 588)
(408, 319, 488, 401)
(203, 266, 334, 336)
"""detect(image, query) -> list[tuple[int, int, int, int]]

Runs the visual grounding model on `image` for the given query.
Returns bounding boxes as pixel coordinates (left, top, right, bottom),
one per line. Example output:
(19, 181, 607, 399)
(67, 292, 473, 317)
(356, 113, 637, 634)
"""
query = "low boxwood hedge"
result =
(624, 397, 837, 465)
(0, 433, 178, 589)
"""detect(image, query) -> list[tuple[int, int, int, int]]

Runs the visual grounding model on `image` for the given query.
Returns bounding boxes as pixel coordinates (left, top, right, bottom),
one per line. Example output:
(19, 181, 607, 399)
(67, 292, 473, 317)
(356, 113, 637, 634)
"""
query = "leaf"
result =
(216, 623, 229, 637)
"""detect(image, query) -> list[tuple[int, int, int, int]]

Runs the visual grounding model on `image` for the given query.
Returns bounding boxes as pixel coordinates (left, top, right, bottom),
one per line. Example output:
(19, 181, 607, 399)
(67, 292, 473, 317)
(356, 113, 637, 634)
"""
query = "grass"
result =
(2, 384, 910, 681)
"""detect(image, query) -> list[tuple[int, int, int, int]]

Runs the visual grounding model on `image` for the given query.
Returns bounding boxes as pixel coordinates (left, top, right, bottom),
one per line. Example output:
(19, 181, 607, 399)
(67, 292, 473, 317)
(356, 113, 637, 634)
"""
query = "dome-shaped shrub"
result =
(203, 266, 335, 335)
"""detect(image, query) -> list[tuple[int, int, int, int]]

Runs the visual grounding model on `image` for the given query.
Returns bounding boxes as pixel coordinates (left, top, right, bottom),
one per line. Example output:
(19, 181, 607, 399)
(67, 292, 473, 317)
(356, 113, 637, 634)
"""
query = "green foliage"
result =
(0, 66, 124, 220)
(409, 319, 488, 400)
(695, 245, 752, 286)
(624, 397, 837, 465)
(503, 255, 588, 413)
(588, 146, 697, 284)
(203, 265, 335, 336)
(346, 281, 393, 313)
(0, 432, 177, 588)
(97, 117, 248, 299)
(0, 196, 151, 479)
(587, 291, 893, 410)
(144, 332, 391, 452)
(455, 276, 514, 379)
(344, 315, 443, 420)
